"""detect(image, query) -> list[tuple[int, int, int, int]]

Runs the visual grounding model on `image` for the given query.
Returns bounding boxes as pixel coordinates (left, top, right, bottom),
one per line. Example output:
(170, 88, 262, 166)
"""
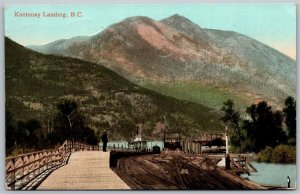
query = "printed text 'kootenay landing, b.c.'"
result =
(14, 11, 82, 18)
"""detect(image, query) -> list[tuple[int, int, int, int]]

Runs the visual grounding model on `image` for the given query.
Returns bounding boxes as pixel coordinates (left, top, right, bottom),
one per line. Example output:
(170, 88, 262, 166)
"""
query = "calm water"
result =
(241, 161, 297, 187)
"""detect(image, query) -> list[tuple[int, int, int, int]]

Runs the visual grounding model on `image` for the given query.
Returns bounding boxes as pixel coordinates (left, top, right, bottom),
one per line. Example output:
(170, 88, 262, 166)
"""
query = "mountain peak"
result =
(121, 16, 155, 24)
(168, 14, 189, 20)
(161, 14, 194, 25)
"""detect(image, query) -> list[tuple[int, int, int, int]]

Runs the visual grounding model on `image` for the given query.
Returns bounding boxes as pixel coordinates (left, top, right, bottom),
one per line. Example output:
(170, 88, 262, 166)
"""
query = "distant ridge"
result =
(27, 14, 296, 110)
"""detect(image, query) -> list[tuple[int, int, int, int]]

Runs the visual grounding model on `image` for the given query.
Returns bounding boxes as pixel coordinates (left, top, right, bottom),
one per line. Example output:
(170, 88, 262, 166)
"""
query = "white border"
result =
(0, 1, 299, 194)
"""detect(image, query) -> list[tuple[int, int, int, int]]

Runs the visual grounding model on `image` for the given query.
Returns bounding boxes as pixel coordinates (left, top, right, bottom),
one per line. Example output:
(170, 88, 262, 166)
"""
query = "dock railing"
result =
(5, 140, 99, 190)
(230, 154, 257, 174)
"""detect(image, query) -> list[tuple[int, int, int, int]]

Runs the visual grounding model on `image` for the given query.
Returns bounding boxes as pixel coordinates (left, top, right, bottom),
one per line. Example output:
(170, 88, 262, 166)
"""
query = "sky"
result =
(5, 4, 296, 59)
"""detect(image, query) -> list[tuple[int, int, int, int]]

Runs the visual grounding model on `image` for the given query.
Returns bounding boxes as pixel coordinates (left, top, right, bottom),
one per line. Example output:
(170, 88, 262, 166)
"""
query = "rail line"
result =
(115, 155, 184, 189)
(132, 156, 185, 189)
(173, 155, 226, 189)
(114, 153, 251, 190)
(117, 157, 151, 189)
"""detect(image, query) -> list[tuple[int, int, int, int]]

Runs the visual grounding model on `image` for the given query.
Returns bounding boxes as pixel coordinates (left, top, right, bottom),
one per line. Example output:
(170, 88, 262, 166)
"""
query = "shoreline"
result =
(213, 154, 296, 190)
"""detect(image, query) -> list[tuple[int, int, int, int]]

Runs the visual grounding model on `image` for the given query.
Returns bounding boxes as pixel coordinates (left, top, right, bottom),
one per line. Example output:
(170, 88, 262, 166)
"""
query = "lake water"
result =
(241, 161, 297, 188)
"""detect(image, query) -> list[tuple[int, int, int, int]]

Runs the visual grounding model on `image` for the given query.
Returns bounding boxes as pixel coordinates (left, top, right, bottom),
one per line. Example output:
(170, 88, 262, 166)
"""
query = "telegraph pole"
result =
(225, 125, 230, 170)
(225, 125, 229, 154)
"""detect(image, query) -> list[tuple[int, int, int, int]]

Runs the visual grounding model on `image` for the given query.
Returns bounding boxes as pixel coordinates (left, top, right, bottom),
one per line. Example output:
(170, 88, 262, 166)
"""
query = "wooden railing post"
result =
(68, 141, 71, 153)
(64, 143, 67, 155)
(46, 151, 49, 170)
(11, 158, 15, 190)
(72, 141, 74, 152)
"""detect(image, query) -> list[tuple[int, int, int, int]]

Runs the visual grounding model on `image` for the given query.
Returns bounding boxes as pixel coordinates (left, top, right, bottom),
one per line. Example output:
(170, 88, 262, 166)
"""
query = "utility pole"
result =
(225, 125, 229, 154)
(225, 125, 230, 170)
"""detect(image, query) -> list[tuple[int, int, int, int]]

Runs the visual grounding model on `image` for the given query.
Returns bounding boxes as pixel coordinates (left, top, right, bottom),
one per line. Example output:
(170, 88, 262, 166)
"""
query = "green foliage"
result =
(221, 98, 291, 153)
(283, 96, 296, 143)
(49, 100, 99, 145)
(221, 99, 240, 126)
(220, 99, 245, 152)
(240, 138, 255, 153)
(143, 81, 248, 111)
(57, 100, 78, 118)
(257, 145, 296, 163)
(83, 127, 98, 145)
(257, 146, 273, 163)
(272, 145, 296, 163)
(244, 101, 286, 152)
(287, 138, 296, 146)
(117, 117, 136, 141)
(6, 37, 225, 142)
(6, 100, 100, 156)
(11, 147, 35, 156)
(5, 111, 44, 155)
(5, 111, 16, 154)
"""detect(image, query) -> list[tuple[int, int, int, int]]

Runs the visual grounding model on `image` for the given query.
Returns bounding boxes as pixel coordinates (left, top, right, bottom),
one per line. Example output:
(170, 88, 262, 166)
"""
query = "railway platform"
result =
(37, 151, 130, 190)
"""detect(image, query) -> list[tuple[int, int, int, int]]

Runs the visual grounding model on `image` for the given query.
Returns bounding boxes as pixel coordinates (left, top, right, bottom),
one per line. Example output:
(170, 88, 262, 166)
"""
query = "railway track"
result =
(173, 155, 227, 189)
(115, 155, 184, 189)
(117, 157, 151, 189)
(114, 153, 251, 190)
(173, 154, 250, 190)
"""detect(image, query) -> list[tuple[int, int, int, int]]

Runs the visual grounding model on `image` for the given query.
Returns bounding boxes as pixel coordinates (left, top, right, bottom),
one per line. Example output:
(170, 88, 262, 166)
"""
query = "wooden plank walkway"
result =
(37, 151, 130, 190)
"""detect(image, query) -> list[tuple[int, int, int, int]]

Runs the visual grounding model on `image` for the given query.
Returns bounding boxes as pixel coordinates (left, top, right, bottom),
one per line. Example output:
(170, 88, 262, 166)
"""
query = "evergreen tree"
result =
(5, 111, 16, 153)
(245, 101, 286, 151)
(51, 100, 99, 145)
(221, 99, 245, 152)
(283, 96, 296, 144)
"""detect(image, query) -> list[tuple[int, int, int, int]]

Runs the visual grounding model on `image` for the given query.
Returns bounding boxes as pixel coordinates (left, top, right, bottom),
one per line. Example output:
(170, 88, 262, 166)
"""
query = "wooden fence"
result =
(5, 140, 99, 190)
(182, 141, 203, 155)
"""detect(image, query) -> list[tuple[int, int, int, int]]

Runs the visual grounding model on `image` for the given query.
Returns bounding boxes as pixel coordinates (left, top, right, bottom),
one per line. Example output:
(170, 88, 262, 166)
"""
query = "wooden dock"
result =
(37, 151, 130, 190)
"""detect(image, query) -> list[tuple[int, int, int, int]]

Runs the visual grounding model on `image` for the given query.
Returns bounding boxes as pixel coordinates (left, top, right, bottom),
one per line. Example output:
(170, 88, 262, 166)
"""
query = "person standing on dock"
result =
(101, 131, 108, 152)
(287, 176, 291, 188)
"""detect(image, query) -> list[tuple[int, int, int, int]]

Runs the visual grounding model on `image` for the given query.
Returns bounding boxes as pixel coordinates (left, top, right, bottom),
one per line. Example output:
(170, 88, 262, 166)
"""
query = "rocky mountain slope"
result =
(28, 14, 296, 110)
(6, 37, 223, 140)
